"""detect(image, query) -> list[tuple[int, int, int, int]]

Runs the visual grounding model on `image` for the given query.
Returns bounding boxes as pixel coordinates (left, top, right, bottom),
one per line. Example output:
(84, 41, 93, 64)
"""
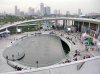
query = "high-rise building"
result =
(54, 10, 57, 15)
(54, 10, 61, 17)
(20, 11, 24, 16)
(15, 5, 20, 16)
(40, 3, 45, 16)
(78, 9, 82, 16)
(28, 7, 34, 15)
(36, 10, 41, 16)
(15, 5, 25, 16)
(15, 5, 18, 15)
(66, 11, 70, 17)
(44, 6, 51, 16)
(58, 10, 60, 15)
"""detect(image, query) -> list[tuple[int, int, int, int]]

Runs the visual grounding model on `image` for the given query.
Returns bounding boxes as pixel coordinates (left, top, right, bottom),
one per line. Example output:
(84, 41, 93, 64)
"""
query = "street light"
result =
(12, 54, 14, 61)
(6, 56, 8, 63)
(36, 61, 38, 68)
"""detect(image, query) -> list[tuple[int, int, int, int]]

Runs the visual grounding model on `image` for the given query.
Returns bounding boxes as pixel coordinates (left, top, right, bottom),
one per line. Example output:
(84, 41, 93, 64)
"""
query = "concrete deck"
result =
(0, 34, 26, 73)
(0, 30, 100, 73)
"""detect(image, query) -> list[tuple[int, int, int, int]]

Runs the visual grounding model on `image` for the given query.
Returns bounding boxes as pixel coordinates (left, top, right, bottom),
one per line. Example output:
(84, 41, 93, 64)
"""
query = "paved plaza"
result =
(0, 30, 100, 73)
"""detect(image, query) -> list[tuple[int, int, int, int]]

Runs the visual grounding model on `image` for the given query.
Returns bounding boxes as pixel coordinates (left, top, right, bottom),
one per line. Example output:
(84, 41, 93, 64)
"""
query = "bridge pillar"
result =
(89, 22, 90, 28)
(55, 20, 58, 29)
(66, 20, 68, 26)
(63, 20, 66, 29)
(97, 24, 100, 31)
(88, 22, 91, 34)
(68, 20, 71, 26)
(55, 20, 58, 25)
(63, 20, 68, 31)
(67, 20, 69, 26)
(72, 20, 74, 26)
(81, 22, 85, 32)
(78, 22, 80, 32)
(16, 26, 18, 34)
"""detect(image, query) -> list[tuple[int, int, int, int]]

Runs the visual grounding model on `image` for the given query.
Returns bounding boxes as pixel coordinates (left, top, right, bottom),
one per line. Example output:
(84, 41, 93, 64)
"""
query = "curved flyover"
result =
(0, 17, 100, 31)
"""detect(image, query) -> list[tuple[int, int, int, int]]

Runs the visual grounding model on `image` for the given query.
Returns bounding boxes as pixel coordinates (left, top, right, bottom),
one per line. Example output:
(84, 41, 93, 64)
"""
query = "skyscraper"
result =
(44, 6, 51, 16)
(78, 9, 82, 16)
(40, 3, 45, 16)
(28, 7, 34, 15)
(54, 10, 57, 16)
(58, 10, 60, 14)
(15, 5, 20, 16)
(15, 5, 18, 15)
(66, 11, 70, 17)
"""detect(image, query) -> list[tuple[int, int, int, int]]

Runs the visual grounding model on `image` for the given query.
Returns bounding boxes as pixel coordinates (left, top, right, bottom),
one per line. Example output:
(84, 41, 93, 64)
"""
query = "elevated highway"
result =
(0, 17, 100, 31)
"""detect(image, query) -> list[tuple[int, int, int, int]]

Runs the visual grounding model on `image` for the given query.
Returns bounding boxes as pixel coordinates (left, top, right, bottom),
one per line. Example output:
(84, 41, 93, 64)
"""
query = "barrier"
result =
(5, 56, 100, 74)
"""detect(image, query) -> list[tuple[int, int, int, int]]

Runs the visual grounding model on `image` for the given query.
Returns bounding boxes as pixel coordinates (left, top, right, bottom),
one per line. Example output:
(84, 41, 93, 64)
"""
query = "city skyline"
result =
(0, 0, 100, 14)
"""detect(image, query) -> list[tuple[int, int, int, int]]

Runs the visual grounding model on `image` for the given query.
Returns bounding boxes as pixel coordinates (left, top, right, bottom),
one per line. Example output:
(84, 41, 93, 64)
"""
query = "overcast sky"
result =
(0, 0, 100, 14)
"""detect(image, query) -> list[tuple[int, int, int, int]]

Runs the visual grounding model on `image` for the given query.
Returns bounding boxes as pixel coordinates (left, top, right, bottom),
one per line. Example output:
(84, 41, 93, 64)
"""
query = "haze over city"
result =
(0, 0, 100, 14)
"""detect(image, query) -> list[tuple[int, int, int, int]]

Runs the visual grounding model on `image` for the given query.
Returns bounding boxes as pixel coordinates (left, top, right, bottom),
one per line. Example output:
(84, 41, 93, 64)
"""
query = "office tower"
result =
(78, 9, 82, 16)
(15, 5, 20, 16)
(40, 3, 45, 16)
(58, 10, 60, 16)
(54, 10, 57, 15)
(28, 7, 34, 15)
(44, 6, 51, 16)
(15, 5, 18, 15)
(66, 11, 70, 16)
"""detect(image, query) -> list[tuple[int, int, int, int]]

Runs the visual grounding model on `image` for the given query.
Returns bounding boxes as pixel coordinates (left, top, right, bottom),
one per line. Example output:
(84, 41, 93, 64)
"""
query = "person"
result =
(85, 45, 88, 51)
(6, 56, 8, 60)
(65, 59, 71, 63)
(83, 56, 85, 59)
(17, 67, 22, 71)
(73, 41, 75, 45)
(86, 55, 90, 58)
(73, 57, 77, 61)
(15, 65, 18, 70)
(74, 50, 80, 57)
(6, 56, 9, 63)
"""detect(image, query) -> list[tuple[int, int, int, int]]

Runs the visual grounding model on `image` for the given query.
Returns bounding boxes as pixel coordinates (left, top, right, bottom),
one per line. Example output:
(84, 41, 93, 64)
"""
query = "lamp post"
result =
(12, 54, 14, 61)
(6, 56, 8, 63)
(36, 61, 38, 68)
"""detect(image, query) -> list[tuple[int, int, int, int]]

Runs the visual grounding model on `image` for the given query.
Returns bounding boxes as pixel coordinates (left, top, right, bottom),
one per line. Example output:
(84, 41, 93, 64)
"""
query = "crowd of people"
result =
(15, 65, 23, 71)
(55, 30, 98, 64)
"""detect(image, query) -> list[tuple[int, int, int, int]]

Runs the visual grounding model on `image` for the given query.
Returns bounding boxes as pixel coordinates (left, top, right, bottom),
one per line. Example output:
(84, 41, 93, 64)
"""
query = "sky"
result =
(0, 0, 100, 14)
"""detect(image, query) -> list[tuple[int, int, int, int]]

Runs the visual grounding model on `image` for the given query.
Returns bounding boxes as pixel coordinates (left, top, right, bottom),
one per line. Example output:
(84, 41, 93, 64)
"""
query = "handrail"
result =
(77, 62, 85, 70)
(5, 55, 100, 74)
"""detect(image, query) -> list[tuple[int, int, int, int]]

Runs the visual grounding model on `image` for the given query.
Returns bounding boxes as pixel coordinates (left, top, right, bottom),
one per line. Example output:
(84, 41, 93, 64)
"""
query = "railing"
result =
(5, 56, 100, 74)
(77, 62, 85, 70)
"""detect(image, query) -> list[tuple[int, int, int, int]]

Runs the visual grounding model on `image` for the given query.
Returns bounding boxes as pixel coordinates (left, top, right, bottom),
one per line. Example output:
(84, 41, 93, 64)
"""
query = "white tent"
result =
(5, 29, 10, 34)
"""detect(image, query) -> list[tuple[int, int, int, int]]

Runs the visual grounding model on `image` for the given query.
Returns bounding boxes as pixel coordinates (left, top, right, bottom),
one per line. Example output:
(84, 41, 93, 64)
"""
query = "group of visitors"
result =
(63, 59, 71, 63)
(15, 65, 23, 71)
(66, 36, 75, 45)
